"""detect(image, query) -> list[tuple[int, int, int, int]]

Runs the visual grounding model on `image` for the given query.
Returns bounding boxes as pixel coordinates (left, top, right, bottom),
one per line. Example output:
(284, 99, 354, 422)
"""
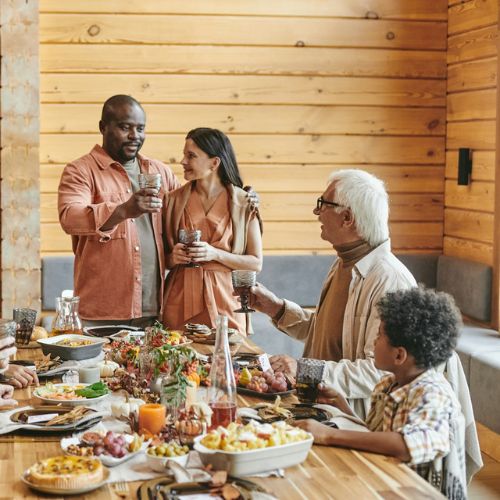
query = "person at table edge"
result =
(249, 169, 416, 418)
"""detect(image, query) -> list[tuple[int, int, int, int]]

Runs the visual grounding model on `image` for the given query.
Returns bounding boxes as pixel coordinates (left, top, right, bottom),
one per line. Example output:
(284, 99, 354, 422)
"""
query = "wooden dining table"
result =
(0, 339, 444, 499)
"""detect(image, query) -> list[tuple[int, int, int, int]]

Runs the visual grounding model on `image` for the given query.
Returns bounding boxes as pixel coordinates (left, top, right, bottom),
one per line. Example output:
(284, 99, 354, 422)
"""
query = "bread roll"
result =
(31, 326, 48, 340)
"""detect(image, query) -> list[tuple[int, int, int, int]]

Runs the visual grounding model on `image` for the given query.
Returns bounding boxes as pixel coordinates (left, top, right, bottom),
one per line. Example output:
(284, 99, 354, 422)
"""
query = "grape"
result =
(94, 445, 104, 456)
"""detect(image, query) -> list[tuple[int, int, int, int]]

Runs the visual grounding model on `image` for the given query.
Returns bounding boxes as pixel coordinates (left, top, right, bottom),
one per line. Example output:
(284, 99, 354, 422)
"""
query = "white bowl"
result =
(146, 449, 189, 472)
(193, 434, 313, 476)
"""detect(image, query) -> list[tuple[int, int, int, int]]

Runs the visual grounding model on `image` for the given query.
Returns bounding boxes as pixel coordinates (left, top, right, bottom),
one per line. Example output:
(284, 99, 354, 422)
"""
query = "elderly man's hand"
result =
(0, 383, 17, 408)
(0, 337, 16, 373)
(269, 354, 297, 378)
(246, 282, 284, 318)
(3, 364, 38, 389)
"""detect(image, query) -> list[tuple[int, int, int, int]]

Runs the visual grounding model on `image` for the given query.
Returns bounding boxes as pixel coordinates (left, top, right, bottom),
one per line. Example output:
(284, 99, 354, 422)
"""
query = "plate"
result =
(61, 434, 148, 467)
(9, 406, 102, 432)
(108, 330, 145, 342)
(137, 477, 272, 500)
(237, 386, 295, 400)
(33, 383, 110, 406)
(21, 467, 109, 495)
(84, 324, 141, 338)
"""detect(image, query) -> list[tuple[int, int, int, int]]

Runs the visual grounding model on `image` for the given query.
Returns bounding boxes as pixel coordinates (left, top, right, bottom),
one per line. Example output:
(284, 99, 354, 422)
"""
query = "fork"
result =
(111, 481, 129, 499)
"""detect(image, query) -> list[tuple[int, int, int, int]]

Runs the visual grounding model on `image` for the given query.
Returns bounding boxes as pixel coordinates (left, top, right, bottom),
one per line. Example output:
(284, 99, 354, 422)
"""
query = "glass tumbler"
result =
(13, 308, 37, 345)
(179, 229, 202, 268)
(296, 358, 326, 403)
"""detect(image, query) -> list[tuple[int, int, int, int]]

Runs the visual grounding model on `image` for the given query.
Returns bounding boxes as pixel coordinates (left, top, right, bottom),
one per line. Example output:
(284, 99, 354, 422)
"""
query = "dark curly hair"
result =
(376, 287, 462, 369)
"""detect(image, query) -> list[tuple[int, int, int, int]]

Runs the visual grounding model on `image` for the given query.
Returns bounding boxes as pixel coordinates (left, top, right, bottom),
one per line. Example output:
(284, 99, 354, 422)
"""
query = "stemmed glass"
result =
(231, 270, 257, 313)
(179, 229, 202, 268)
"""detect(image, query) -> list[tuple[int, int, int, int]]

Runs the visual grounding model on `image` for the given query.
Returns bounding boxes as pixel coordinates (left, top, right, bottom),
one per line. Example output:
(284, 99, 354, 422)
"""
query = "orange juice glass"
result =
(138, 404, 166, 436)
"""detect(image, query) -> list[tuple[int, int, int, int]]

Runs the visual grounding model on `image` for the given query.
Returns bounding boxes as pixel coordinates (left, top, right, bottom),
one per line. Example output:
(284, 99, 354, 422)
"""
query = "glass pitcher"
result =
(51, 296, 83, 336)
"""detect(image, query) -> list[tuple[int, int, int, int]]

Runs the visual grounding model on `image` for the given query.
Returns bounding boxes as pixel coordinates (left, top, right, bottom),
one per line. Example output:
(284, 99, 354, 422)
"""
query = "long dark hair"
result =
(186, 128, 243, 188)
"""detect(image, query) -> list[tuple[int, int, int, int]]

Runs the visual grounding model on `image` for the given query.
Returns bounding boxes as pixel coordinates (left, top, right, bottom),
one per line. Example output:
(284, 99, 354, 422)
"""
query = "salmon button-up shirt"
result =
(58, 144, 180, 320)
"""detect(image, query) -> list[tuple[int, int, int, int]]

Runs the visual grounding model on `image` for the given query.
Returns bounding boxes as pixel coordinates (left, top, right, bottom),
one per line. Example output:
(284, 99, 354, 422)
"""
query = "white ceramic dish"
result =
(33, 383, 109, 406)
(193, 434, 313, 476)
(21, 468, 109, 495)
(146, 450, 189, 472)
(61, 434, 148, 467)
(37, 335, 107, 361)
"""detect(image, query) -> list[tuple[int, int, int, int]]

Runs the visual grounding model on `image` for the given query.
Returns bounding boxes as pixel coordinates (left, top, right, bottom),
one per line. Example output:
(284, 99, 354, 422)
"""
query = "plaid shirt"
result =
(365, 369, 461, 478)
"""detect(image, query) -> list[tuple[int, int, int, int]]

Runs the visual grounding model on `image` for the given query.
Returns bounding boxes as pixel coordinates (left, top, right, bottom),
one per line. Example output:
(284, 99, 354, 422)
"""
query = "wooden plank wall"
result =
(39, 0, 447, 256)
(0, 0, 40, 316)
(446, 0, 498, 266)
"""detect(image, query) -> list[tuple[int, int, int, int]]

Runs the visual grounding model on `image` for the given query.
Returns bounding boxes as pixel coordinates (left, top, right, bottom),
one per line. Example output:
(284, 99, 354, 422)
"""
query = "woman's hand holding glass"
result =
(186, 241, 219, 264)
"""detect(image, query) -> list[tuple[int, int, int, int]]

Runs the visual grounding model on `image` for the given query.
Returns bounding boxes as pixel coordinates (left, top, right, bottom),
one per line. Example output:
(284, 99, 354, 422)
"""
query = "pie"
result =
(26, 455, 103, 489)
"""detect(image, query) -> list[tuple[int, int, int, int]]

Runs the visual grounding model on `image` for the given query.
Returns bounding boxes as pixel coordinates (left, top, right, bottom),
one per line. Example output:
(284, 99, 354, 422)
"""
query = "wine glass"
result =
(231, 270, 257, 313)
(179, 229, 202, 268)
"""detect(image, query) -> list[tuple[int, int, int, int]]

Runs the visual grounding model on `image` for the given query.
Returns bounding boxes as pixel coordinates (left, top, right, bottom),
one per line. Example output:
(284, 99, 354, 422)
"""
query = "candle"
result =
(185, 381, 197, 410)
(78, 366, 100, 384)
(138, 403, 166, 436)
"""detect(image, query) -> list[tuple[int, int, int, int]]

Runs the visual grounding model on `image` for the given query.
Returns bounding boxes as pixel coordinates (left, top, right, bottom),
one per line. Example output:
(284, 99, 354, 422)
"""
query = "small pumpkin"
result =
(97, 359, 119, 378)
(111, 392, 145, 419)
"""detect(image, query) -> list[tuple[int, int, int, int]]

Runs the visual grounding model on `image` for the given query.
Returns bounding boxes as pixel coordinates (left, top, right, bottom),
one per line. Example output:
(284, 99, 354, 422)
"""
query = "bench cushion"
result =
(259, 255, 335, 308)
(469, 351, 500, 434)
(41, 256, 74, 310)
(437, 255, 492, 323)
(395, 254, 438, 289)
(456, 325, 500, 384)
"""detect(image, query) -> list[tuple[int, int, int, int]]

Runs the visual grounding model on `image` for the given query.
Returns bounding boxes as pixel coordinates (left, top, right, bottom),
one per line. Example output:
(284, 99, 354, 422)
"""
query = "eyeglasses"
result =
(316, 197, 344, 211)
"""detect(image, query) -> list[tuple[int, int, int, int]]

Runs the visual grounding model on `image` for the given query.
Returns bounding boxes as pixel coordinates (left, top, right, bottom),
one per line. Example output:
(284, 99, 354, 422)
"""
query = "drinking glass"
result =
(296, 358, 326, 403)
(13, 308, 37, 345)
(231, 270, 257, 313)
(179, 229, 202, 268)
(138, 173, 162, 194)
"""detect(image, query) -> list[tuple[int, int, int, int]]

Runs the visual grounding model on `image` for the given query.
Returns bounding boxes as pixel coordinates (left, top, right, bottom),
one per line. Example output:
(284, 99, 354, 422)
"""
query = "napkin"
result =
(0, 405, 108, 435)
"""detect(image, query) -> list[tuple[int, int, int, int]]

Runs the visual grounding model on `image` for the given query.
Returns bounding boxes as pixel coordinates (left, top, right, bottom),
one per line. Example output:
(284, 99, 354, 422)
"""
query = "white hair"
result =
(328, 169, 389, 247)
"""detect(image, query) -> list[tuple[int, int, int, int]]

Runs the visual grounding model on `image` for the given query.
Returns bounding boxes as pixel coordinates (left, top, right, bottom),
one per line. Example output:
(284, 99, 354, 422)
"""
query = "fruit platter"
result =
(235, 367, 295, 399)
(61, 430, 147, 467)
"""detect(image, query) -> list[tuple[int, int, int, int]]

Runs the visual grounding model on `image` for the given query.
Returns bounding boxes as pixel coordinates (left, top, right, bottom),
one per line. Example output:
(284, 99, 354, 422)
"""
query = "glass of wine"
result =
(231, 270, 257, 313)
(178, 229, 202, 268)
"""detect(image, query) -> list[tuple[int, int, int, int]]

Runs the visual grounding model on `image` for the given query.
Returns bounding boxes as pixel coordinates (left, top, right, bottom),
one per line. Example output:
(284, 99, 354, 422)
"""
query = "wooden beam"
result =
(0, 0, 40, 316)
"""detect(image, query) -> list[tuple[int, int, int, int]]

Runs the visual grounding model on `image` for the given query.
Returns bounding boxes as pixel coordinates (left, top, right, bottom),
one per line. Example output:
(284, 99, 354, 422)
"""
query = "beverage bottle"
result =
(208, 315, 237, 429)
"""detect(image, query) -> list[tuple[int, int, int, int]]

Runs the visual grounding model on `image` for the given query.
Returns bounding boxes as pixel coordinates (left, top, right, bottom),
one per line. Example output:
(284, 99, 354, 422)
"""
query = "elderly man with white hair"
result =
(249, 169, 416, 417)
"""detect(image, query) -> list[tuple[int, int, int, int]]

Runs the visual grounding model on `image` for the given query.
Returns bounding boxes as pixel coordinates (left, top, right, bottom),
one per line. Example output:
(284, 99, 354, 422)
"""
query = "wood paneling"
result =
(39, 0, 448, 20)
(40, 2, 447, 256)
(40, 15, 446, 50)
(448, 0, 498, 35)
(40, 134, 445, 166)
(40, 45, 446, 79)
(445, 0, 497, 269)
(41, 74, 446, 107)
(41, 104, 445, 136)
(447, 89, 495, 121)
(448, 57, 497, 92)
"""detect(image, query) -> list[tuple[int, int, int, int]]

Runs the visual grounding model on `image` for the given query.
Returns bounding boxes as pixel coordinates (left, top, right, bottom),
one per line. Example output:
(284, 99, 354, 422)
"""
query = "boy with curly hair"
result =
(296, 287, 466, 498)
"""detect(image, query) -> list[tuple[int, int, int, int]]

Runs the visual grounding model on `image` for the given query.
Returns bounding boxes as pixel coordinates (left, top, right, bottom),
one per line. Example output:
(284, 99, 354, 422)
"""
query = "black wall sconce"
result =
(457, 148, 472, 186)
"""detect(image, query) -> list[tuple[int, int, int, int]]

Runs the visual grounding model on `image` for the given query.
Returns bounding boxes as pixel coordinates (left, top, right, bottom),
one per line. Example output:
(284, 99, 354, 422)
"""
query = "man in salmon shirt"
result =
(58, 95, 181, 328)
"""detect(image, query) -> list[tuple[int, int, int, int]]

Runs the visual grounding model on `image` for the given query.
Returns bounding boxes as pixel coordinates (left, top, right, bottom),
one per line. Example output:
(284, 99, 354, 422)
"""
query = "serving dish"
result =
(33, 383, 109, 406)
(37, 334, 107, 361)
(83, 324, 141, 338)
(193, 433, 313, 476)
(21, 467, 109, 495)
(108, 329, 145, 343)
(146, 449, 189, 472)
(61, 433, 148, 467)
(9, 406, 102, 433)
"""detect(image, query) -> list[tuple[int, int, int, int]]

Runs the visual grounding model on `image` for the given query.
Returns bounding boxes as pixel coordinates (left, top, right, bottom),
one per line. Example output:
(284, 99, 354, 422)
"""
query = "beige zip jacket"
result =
(274, 240, 416, 418)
